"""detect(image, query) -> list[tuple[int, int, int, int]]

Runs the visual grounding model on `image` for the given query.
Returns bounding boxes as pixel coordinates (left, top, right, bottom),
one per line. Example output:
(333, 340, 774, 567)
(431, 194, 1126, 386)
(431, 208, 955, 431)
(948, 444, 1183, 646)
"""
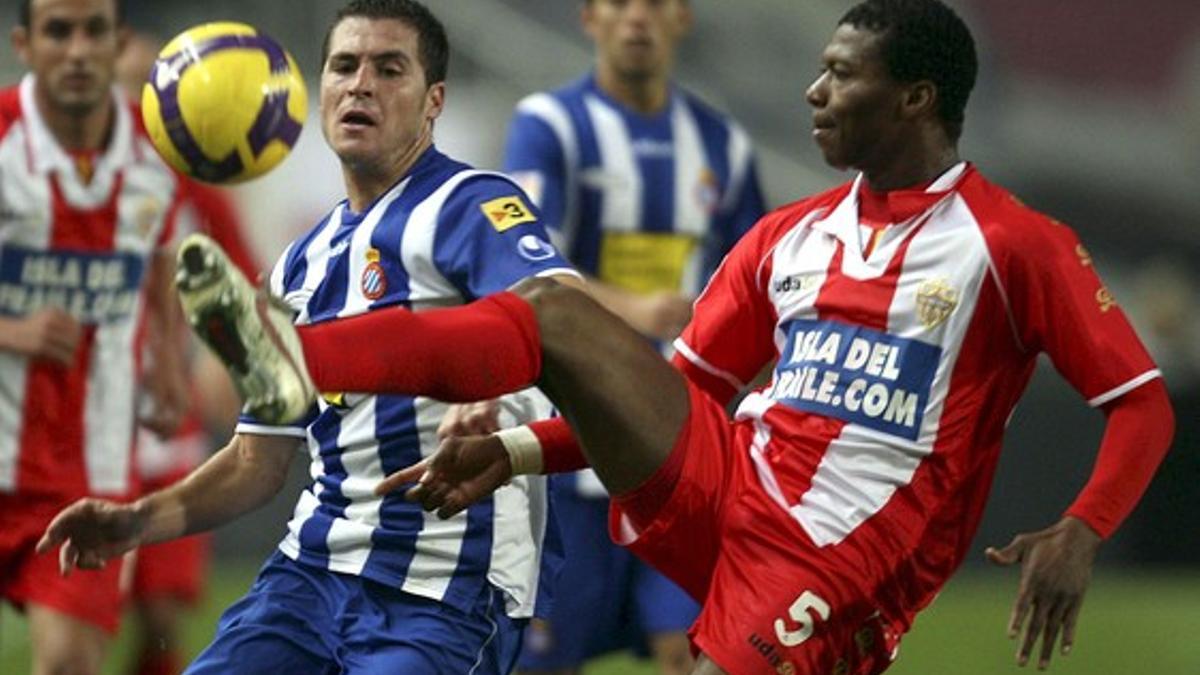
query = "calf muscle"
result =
(514, 277, 690, 495)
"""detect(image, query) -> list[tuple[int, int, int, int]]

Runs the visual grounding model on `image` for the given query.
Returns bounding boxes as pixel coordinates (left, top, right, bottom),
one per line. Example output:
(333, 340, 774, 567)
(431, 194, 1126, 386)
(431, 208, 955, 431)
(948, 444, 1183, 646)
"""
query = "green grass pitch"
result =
(2, 566, 1197, 673)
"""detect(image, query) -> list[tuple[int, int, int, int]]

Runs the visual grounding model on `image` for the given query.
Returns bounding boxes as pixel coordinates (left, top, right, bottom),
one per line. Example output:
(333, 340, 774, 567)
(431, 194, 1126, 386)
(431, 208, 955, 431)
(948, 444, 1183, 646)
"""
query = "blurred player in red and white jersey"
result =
(115, 31, 261, 675)
(0, 1, 188, 673)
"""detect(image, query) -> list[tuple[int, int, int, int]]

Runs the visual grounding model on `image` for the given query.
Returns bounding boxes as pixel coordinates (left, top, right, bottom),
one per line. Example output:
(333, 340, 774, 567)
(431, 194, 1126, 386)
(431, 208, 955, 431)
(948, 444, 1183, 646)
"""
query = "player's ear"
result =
(900, 80, 937, 122)
(11, 25, 31, 67)
(424, 81, 445, 123)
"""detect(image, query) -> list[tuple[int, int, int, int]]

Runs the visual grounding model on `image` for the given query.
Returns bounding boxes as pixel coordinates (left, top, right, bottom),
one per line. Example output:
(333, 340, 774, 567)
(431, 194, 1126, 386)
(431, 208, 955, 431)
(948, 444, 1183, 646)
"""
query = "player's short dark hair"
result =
(321, 0, 449, 86)
(839, 0, 977, 141)
(19, 0, 124, 29)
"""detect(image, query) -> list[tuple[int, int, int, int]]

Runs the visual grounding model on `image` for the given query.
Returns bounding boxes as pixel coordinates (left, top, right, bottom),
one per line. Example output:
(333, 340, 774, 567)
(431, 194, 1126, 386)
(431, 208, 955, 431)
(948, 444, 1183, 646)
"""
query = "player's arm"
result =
(139, 246, 190, 437)
(37, 432, 298, 573)
(0, 308, 83, 364)
(984, 220, 1174, 669)
(987, 378, 1173, 668)
(377, 416, 586, 518)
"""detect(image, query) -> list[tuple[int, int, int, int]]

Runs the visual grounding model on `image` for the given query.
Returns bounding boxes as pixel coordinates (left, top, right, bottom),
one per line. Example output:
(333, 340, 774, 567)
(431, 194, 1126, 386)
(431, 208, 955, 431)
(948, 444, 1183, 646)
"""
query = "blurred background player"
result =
(0, 0, 188, 674)
(38, 1, 581, 673)
(115, 31, 260, 675)
(499, 1, 765, 673)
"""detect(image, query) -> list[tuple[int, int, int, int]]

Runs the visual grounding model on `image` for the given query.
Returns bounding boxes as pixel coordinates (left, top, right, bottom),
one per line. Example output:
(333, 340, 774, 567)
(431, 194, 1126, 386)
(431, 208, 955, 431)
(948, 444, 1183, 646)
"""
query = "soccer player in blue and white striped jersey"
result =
(37, 1, 582, 673)
(500, 1, 766, 673)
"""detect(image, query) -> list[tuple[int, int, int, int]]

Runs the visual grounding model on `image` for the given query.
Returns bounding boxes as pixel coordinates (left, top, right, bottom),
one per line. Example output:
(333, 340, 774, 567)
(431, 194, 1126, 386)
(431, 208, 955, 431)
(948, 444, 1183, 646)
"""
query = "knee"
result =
(509, 276, 593, 343)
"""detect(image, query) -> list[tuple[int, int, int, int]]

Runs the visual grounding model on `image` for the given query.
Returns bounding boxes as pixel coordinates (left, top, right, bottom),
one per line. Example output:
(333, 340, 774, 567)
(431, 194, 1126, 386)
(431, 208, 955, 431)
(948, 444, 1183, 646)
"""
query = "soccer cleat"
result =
(175, 233, 316, 425)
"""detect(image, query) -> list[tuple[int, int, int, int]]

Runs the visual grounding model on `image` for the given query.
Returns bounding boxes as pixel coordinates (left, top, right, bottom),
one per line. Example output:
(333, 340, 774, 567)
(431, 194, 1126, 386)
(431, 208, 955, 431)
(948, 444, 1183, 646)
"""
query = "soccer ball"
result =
(141, 22, 307, 184)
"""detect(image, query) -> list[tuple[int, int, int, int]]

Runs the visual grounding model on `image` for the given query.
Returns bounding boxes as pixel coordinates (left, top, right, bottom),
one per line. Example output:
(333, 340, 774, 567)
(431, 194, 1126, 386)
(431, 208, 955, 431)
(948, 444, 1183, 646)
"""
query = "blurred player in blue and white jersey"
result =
(500, 1, 765, 672)
(38, 1, 580, 673)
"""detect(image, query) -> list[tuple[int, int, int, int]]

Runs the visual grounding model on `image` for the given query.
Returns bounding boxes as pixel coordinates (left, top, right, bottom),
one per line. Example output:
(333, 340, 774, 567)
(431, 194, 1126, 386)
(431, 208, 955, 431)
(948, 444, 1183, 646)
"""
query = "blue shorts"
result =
(518, 487, 699, 670)
(186, 551, 525, 675)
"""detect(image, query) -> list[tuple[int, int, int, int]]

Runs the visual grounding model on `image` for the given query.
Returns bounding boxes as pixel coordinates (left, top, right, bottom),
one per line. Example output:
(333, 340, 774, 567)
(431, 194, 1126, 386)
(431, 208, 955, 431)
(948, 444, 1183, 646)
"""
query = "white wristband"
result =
(494, 426, 544, 476)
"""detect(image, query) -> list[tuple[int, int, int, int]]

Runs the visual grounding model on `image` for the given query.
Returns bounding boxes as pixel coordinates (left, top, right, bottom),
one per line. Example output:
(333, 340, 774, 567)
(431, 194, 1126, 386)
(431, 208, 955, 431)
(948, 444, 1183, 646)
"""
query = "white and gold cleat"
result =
(175, 233, 316, 425)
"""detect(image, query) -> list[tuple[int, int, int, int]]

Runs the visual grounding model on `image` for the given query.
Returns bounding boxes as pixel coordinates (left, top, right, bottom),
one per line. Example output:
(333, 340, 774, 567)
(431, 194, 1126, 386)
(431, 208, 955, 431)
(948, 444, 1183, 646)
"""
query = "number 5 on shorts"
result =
(774, 590, 832, 647)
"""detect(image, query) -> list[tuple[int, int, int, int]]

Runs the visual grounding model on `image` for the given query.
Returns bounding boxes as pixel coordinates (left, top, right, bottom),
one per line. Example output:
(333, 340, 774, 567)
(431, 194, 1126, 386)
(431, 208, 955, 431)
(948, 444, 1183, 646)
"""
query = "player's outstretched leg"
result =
(175, 234, 316, 423)
(511, 277, 689, 494)
(179, 247, 689, 492)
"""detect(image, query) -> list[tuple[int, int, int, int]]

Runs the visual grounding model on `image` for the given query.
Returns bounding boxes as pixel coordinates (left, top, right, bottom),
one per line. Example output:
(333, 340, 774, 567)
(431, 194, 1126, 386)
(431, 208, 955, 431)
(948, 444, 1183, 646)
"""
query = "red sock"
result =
(297, 291, 542, 402)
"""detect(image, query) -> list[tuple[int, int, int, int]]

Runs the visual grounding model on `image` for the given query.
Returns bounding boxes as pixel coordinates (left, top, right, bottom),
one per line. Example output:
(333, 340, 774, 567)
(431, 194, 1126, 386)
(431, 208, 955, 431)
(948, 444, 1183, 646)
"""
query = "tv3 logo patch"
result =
(481, 195, 536, 232)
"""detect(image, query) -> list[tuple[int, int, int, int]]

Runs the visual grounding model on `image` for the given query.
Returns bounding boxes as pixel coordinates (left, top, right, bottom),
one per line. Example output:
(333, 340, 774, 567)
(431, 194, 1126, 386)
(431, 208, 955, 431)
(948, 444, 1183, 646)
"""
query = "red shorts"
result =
(131, 472, 210, 604)
(610, 382, 899, 675)
(0, 496, 125, 634)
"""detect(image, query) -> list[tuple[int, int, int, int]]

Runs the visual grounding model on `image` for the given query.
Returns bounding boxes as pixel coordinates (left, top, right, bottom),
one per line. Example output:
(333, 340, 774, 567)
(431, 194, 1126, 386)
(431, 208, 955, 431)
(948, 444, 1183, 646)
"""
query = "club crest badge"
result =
(694, 167, 719, 214)
(916, 278, 958, 329)
(361, 248, 386, 300)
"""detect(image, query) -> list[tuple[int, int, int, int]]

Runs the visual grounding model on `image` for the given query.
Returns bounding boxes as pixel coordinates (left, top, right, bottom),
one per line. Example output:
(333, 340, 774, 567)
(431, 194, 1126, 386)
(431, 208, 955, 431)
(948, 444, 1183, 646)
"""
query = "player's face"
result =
(320, 17, 444, 176)
(11, 0, 124, 117)
(806, 25, 907, 172)
(583, 0, 692, 81)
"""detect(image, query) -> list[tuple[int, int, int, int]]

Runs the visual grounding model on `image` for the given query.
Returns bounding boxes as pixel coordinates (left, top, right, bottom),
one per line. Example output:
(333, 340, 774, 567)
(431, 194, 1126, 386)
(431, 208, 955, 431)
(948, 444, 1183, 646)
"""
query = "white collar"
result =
(19, 73, 133, 176)
(810, 162, 968, 247)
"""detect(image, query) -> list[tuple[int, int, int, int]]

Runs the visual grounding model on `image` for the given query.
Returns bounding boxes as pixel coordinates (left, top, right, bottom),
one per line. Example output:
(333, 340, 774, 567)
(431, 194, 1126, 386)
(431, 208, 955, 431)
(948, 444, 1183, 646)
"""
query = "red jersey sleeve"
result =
(157, 184, 184, 250)
(997, 213, 1159, 406)
(183, 180, 260, 277)
(672, 208, 791, 405)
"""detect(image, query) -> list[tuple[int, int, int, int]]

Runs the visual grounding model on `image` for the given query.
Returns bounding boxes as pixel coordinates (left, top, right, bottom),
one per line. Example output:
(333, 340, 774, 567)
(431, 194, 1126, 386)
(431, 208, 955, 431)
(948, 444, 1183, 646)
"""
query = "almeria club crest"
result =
(916, 277, 958, 329)
(361, 248, 387, 300)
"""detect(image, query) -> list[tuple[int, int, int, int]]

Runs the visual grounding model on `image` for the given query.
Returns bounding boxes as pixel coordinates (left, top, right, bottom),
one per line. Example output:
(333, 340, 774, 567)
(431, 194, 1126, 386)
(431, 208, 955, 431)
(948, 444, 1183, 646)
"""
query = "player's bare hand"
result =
(375, 434, 512, 519)
(631, 291, 693, 342)
(1, 308, 82, 365)
(986, 516, 1102, 670)
(35, 498, 148, 576)
(437, 400, 501, 440)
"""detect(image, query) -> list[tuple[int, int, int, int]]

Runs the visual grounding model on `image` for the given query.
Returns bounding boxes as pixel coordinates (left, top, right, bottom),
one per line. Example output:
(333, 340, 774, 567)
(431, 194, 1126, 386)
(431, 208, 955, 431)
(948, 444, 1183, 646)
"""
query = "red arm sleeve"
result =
(992, 208, 1170, 539)
(186, 181, 260, 277)
(1000, 216, 1158, 403)
(529, 417, 588, 474)
(672, 208, 786, 406)
(1064, 377, 1174, 538)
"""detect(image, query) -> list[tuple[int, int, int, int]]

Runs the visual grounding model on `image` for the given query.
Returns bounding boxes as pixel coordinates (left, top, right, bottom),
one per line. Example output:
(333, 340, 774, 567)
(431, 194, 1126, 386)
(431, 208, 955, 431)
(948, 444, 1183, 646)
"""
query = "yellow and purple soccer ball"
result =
(141, 22, 307, 184)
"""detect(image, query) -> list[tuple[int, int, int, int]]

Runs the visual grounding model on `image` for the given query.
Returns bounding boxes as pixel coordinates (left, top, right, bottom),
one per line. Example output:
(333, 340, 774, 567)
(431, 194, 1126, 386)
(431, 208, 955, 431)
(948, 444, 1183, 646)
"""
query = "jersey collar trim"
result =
(19, 74, 132, 177)
(810, 162, 971, 251)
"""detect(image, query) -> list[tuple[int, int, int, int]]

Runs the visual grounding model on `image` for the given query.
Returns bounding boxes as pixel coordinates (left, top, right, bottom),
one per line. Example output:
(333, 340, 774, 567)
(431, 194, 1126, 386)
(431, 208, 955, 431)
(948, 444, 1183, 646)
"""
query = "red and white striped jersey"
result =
(0, 75, 182, 503)
(673, 162, 1159, 626)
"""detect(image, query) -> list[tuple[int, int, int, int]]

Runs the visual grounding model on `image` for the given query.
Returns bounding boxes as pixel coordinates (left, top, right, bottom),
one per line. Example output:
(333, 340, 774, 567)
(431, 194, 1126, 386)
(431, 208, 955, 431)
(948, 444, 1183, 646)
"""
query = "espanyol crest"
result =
(361, 247, 387, 300)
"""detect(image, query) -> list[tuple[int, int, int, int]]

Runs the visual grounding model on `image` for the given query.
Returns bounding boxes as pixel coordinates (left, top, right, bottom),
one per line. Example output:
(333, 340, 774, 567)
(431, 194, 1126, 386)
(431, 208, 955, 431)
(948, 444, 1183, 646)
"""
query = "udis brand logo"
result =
(772, 273, 819, 295)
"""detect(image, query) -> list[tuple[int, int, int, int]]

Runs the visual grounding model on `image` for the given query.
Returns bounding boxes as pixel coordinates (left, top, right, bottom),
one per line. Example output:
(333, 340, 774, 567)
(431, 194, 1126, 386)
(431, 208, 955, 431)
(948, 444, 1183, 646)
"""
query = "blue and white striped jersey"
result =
(502, 73, 766, 299)
(502, 74, 767, 498)
(234, 147, 577, 619)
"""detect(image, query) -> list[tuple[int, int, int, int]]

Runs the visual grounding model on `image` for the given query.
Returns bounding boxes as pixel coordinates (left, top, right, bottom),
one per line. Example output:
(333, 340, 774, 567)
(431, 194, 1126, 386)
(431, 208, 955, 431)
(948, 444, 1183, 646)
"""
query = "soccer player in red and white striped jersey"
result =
(0, 1, 187, 673)
(49, 1, 1175, 674)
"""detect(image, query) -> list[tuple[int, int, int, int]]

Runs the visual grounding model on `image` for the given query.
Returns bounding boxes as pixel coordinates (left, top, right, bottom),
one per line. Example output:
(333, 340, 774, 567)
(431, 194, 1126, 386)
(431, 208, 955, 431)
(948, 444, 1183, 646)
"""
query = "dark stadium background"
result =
(2, 1, 1196, 672)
